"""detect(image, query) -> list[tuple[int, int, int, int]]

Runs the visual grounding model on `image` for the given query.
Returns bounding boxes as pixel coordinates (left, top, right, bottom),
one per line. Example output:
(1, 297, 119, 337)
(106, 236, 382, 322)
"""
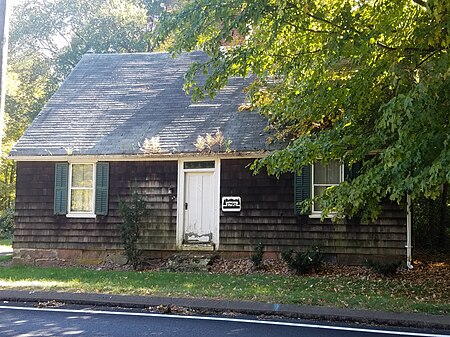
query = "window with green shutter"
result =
(295, 160, 350, 216)
(54, 162, 110, 217)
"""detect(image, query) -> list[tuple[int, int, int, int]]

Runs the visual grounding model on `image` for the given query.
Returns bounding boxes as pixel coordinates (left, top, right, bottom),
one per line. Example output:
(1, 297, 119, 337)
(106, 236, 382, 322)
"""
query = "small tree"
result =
(118, 191, 147, 269)
(251, 242, 264, 269)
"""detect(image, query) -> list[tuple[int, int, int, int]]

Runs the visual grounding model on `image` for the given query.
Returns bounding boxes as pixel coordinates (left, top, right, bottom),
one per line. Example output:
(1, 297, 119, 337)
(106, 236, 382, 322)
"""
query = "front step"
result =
(164, 253, 217, 272)
(181, 243, 215, 251)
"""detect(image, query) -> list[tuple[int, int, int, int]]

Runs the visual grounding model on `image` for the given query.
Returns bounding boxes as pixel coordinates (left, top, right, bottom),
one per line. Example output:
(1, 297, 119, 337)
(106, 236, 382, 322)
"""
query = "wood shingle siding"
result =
(14, 161, 177, 264)
(14, 158, 406, 265)
(219, 159, 406, 264)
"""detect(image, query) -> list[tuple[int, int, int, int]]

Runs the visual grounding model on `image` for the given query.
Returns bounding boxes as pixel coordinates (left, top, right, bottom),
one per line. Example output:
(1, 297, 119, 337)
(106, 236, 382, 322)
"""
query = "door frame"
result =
(176, 158, 221, 250)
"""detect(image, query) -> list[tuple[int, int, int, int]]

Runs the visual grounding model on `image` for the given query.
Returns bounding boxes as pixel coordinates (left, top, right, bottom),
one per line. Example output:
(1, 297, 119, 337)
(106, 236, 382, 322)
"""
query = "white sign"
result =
(221, 196, 241, 212)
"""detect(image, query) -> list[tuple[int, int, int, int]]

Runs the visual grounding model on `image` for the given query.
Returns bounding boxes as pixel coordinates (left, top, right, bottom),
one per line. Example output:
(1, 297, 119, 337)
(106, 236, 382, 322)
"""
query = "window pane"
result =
(72, 164, 93, 187)
(314, 160, 340, 184)
(71, 189, 93, 212)
(184, 161, 215, 169)
(313, 186, 328, 211)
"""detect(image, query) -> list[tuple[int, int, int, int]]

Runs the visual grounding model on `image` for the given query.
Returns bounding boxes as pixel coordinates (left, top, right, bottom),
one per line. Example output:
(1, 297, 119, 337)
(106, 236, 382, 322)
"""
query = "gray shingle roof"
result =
(10, 51, 272, 158)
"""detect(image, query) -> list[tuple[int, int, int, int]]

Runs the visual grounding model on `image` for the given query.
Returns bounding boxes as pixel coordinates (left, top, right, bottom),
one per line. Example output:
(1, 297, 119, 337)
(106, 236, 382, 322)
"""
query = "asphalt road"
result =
(0, 304, 448, 337)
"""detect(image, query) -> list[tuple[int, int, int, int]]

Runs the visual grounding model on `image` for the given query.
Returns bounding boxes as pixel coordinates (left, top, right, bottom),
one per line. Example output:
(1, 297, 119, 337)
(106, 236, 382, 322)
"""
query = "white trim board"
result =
(10, 152, 266, 162)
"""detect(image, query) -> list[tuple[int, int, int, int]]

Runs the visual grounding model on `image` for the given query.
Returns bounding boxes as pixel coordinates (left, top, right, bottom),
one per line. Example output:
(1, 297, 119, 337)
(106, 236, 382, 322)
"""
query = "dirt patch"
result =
(208, 257, 292, 275)
(81, 250, 450, 290)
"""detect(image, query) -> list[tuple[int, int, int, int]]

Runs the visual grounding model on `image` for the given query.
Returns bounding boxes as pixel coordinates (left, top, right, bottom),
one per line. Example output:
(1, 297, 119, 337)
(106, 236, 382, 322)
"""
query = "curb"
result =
(0, 290, 449, 331)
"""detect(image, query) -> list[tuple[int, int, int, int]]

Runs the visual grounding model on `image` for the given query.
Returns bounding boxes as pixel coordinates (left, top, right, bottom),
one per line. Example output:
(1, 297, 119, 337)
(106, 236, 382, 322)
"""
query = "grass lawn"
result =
(0, 255, 12, 262)
(0, 265, 448, 315)
(0, 239, 12, 261)
(0, 238, 12, 247)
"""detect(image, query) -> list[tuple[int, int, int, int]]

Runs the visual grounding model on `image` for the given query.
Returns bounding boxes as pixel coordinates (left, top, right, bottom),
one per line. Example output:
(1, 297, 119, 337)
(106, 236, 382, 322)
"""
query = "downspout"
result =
(406, 195, 413, 269)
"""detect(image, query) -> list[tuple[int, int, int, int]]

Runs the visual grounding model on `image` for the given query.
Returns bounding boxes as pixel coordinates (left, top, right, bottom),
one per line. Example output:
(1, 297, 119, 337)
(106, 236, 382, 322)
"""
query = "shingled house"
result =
(10, 51, 407, 266)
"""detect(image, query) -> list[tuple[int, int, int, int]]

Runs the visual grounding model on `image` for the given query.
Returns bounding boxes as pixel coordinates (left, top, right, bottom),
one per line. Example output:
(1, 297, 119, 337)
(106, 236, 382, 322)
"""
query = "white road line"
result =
(0, 305, 448, 337)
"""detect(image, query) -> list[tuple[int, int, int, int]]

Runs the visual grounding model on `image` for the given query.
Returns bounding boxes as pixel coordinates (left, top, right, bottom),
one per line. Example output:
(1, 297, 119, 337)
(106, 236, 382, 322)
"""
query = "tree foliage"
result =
(8, 0, 153, 101)
(155, 0, 450, 219)
(5, 0, 178, 147)
(1, 0, 172, 211)
(0, 206, 14, 239)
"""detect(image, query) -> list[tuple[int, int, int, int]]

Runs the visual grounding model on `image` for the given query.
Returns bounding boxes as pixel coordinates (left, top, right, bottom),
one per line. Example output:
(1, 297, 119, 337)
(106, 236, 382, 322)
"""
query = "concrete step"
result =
(163, 253, 217, 272)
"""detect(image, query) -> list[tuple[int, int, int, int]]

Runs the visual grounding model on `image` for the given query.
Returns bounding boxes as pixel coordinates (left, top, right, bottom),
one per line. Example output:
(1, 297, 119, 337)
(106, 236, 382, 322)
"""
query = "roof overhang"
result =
(9, 151, 269, 162)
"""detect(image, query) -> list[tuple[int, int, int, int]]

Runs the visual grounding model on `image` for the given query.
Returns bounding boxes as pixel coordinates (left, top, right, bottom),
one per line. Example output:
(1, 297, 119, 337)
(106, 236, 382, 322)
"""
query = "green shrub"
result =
(281, 246, 323, 274)
(118, 191, 147, 269)
(0, 208, 14, 239)
(251, 242, 264, 269)
(365, 259, 402, 277)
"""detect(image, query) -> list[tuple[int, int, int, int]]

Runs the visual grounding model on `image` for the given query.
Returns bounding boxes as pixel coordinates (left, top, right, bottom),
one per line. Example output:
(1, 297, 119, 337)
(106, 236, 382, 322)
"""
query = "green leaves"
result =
(156, 0, 450, 219)
(118, 191, 148, 269)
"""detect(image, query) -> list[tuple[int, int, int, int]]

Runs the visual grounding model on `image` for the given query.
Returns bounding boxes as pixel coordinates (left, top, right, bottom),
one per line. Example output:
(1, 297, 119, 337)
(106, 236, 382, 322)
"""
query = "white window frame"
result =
(310, 160, 344, 217)
(66, 162, 97, 218)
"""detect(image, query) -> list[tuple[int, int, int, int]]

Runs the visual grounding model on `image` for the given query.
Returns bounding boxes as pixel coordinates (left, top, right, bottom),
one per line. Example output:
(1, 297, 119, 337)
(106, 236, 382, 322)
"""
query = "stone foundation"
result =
(12, 248, 404, 267)
(12, 248, 127, 266)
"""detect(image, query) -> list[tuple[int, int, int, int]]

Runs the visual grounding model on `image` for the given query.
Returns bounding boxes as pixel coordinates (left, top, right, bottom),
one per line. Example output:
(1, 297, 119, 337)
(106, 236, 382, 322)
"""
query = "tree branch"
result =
(376, 42, 397, 51)
(416, 49, 441, 69)
(281, 19, 334, 34)
(412, 0, 427, 8)
(304, 12, 349, 32)
(284, 2, 402, 52)
(271, 48, 322, 59)
(37, 43, 59, 57)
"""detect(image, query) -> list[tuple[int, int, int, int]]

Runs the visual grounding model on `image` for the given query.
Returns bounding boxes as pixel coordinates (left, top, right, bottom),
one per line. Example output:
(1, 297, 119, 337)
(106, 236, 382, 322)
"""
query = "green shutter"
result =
(95, 162, 109, 215)
(344, 161, 362, 181)
(54, 163, 69, 215)
(294, 166, 311, 215)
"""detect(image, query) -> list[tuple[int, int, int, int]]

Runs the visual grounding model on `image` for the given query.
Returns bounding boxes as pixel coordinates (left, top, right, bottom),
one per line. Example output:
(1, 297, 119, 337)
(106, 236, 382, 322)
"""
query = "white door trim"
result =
(176, 158, 221, 250)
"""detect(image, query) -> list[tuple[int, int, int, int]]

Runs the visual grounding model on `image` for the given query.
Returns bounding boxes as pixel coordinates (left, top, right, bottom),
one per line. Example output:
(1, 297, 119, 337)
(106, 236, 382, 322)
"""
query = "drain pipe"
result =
(406, 195, 413, 269)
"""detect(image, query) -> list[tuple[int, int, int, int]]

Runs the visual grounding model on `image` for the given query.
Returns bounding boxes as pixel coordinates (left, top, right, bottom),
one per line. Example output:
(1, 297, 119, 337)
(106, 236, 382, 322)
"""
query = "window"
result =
(54, 162, 109, 217)
(294, 160, 358, 216)
(183, 161, 215, 170)
(69, 163, 95, 213)
(311, 160, 343, 213)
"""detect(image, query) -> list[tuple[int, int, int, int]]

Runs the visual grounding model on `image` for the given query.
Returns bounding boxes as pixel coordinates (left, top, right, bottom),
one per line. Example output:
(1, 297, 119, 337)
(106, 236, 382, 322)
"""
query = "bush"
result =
(281, 246, 323, 274)
(118, 191, 147, 269)
(251, 242, 264, 269)
(0, 208, 14, 239)
(365, 259, 402, 277)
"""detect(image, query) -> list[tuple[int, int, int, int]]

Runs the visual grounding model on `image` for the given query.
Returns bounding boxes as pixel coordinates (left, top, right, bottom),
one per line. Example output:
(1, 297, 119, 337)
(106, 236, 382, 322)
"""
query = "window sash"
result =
(311, 160, 343, 213)
(69, 163, 95, 213)
(71, 164, 93, 188)
(183, 161, 215, 170)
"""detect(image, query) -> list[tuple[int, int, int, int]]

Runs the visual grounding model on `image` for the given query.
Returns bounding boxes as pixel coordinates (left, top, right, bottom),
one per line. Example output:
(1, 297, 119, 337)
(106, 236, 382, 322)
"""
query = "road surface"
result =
(0, 304, 448, 337)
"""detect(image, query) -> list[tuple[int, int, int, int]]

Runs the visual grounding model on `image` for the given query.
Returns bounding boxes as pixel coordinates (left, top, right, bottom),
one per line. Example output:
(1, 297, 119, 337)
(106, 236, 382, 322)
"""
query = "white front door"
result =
(177, 159, 220, 248)
(184, 171, 215, 243)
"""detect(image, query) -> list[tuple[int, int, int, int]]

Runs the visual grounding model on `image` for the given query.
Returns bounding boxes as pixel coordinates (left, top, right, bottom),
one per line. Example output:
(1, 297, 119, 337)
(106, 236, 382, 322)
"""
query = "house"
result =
(9, 51, 407, 266)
